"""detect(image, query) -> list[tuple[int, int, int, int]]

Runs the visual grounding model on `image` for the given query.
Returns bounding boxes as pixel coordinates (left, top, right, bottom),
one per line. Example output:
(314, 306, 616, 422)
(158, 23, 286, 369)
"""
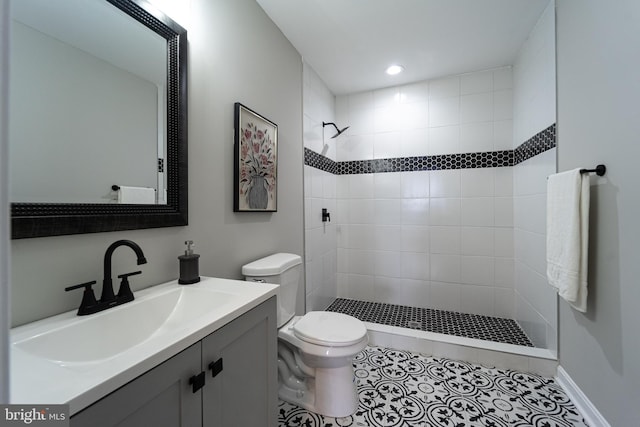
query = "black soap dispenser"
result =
(178, 240, 200, 284)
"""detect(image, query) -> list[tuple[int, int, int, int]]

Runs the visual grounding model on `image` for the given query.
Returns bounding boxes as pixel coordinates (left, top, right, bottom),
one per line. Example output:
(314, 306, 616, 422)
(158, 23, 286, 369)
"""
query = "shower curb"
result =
(365, 322, 558, 377)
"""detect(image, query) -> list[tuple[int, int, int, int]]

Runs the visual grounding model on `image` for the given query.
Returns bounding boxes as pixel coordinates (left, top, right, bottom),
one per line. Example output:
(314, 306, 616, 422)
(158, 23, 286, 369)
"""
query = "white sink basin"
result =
(13, 284, 239, 363)
(10, 277, 278, 415)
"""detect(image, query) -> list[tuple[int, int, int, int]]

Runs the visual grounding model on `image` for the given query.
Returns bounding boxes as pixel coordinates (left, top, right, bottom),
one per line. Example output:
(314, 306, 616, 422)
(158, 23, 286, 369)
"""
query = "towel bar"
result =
(579, 164, 606, 176)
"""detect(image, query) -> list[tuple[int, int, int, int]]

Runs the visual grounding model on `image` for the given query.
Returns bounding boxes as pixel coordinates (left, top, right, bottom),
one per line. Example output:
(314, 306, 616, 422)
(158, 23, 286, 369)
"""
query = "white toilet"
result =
(242, 253, 368, 417)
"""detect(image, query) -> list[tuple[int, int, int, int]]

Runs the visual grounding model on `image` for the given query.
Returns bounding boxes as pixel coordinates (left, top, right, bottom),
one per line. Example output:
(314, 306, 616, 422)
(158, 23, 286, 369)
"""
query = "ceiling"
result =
(256, 0, 551, 95)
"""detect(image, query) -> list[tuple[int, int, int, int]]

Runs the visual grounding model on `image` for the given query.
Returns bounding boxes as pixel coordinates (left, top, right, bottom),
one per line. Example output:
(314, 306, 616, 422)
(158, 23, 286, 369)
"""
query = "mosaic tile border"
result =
(514, 123, 556, 164)
(278, 346, 587, 427)
(327, 298, 534, 347)
(335, 150, 513, 174)
(303, 147, 337, 174)
(304, 123, 556, 175)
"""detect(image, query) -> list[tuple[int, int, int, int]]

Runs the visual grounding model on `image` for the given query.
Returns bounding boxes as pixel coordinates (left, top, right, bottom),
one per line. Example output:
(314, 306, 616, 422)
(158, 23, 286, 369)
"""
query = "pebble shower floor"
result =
(326, 298, 533, 347)
(278, 346, 588, 427)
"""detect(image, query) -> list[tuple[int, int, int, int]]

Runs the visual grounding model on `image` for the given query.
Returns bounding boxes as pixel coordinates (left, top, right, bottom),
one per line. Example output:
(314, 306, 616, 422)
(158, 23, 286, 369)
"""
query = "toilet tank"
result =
(242, 253, 302, 328)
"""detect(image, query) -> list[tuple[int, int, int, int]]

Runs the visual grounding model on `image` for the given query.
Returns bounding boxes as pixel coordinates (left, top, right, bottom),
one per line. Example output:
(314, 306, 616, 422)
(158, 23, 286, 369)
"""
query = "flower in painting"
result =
(239, 120, 276, 203)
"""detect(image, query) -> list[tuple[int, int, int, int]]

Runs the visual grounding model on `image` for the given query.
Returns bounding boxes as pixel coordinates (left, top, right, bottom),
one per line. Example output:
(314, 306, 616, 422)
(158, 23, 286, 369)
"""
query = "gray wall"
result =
(10, 0, 304, 326)
(556, 0, 640, 424)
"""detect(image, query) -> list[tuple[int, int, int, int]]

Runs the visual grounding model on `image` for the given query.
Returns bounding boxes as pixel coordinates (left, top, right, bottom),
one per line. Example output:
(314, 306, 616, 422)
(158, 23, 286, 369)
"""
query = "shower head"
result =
(322, 122, 350, 139)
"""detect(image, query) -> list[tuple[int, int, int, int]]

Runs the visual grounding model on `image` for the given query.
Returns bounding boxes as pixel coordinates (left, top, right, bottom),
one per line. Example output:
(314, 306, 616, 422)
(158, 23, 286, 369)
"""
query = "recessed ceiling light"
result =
(385, 64, 404, 75)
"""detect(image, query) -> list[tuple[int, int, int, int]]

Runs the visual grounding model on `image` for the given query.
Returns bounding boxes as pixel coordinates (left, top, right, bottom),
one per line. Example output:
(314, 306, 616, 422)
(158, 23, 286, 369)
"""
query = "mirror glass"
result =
(10, 0, 188, 239)
(10, 0, 167, 204)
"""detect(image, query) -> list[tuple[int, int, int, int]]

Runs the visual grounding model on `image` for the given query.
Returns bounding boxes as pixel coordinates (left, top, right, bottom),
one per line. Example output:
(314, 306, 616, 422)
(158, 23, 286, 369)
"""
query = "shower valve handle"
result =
(322, 208, 331, 222)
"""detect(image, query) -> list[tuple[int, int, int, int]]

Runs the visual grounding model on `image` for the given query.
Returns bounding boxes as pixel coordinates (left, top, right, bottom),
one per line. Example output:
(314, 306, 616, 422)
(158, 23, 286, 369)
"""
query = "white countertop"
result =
(9, 277, 278, 415)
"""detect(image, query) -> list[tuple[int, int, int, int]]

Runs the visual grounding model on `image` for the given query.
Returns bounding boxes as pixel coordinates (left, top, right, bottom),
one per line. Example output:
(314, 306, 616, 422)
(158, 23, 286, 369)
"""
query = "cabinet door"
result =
(71, 343, 202, 427)
(202, 297, 277, 427)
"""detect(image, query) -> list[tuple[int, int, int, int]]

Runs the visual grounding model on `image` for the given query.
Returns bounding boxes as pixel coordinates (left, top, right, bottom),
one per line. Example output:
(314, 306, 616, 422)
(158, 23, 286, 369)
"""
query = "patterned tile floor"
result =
(278, 346, 588, 427)
(327, 298, 534, 347)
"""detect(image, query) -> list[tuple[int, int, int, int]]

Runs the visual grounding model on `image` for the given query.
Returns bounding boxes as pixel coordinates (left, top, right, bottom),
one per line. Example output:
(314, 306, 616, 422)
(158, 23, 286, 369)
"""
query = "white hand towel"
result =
(116, 186, 156, 204)
(546, 169, 590, 312)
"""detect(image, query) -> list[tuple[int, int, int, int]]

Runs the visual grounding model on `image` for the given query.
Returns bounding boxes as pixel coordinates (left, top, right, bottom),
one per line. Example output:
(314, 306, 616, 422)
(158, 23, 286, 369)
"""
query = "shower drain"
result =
(406, 320, 422, 329)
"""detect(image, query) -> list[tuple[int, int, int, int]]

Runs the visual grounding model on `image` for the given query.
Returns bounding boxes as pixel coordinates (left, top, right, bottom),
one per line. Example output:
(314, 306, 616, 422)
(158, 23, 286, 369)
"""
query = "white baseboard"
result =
(556, 366, 610, 427)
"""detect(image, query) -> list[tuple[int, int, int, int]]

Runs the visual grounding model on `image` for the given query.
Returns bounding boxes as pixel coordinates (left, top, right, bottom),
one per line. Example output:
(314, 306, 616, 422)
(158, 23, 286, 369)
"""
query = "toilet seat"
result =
(293, 311, 367, 347)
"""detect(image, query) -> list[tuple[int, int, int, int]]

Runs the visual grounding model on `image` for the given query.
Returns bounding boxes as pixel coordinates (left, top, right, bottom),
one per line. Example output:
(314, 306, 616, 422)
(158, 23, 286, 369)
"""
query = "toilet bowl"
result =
(242, 253, 368, 417)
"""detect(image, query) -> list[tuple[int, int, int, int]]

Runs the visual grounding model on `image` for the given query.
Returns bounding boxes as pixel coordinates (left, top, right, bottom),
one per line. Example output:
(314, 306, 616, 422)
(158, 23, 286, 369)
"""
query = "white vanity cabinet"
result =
(70, 297, 277, 427)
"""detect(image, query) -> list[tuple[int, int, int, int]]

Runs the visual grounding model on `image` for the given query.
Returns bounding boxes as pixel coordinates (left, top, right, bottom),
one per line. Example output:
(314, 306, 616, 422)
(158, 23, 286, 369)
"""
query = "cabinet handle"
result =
(208, 358, 223, 378)
(189, 372, 205, 393)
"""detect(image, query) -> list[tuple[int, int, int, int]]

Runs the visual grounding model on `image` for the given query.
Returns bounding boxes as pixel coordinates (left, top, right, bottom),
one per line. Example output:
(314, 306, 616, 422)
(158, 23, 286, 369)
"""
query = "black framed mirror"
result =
(11, 0, 188, 239)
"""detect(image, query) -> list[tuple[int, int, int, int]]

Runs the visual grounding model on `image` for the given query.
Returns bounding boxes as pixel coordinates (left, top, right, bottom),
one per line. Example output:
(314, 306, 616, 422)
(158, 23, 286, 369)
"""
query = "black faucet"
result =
(101, 240, 147, 304)
(65, 240, 147, 315)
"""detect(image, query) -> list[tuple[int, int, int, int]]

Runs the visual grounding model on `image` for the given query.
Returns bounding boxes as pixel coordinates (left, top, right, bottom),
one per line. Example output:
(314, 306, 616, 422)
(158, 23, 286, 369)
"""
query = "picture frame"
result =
(234, 102, 278, 212)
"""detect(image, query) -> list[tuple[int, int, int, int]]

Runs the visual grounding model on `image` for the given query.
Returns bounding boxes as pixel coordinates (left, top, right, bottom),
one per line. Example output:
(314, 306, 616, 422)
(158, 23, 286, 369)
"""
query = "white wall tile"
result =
(337, 248, 348, 273)
(348, 224, 376, 249)
(374, 225, 402, 251)
(401, 226, 430, 253)
(348, 174, 374, 199)
(394, 279, 431, 307)
(374, 105, 402, 133)
(494, 167, 513, 196)
(430, 226, 461, 254)
(430, 170, 461, 198)
(494, 258, 514, 288)
(429, 76, 460, 99)
(460, 92, 493, 124)
(493, 67, 513, 90)
(460, 285, 494, 315)
(374, 172, 402, 199)
(494, 288, 515, 318)
(400, 129, 429, 157)
(401, 199, 430, 225)
(348, 199, 375, 224)
(430, 281, 461, 311)
(373, 131, 402, 159)
(494, 228, 514, 257)
(348, 91, 374, 112)
(460, 122, 494, 153)
(345, 273, 375, 301)
(493, 89, 513, 121)
(429, 97, 460, 127)
(430, 254, 461, 283)
(374, 87, 400, 107)
(401, 170, 429, 198)
(374, 250, 401, 278)
(336, 175, 349, 199)
(339, 134, 373, 161)
(375, 199, 402, 225)
(461, 70, 493, 95)
(347, 249, 375, 275)
(399, 102, 429, 130)
(461, 198, 494, 226)
(428, 125, 460, 155)
(347, 105, 375, 137)
(429, 198, 460, 226)
(400, 252, 430, 281)
(494, 197, 514, 227)
(400, 81, 429, 104)
(493, 120, 514, 150)
(461, 256, 495, 287)
(461, 169, 495, 197)
(461, 227, 494, 256)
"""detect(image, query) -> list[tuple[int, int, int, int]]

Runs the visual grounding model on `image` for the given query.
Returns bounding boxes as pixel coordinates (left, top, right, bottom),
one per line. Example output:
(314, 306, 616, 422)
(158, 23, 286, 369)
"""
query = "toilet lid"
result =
(293, 312, 367, 347)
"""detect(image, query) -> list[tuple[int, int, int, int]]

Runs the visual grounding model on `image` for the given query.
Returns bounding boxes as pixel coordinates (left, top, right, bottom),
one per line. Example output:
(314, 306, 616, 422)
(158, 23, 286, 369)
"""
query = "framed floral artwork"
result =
(234, 103, 278, 212)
